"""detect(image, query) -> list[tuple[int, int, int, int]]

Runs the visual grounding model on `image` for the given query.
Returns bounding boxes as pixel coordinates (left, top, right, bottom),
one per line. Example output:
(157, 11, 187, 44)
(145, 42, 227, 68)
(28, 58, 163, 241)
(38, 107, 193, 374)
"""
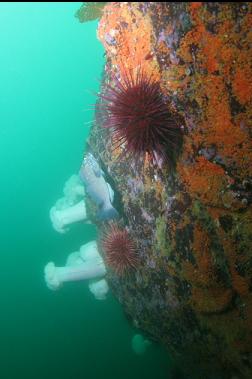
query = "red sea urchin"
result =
(100, 69, 182, 164)
(101, 223, 138, 276)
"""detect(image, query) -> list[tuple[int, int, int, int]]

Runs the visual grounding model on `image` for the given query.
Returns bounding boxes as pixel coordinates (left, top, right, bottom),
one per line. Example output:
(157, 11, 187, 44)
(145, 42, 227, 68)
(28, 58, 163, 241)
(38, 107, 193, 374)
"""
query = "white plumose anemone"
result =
(44, 241, 109, 300)
(131, 334, 151, 355)
(88, 279, 109, 300)
(63, 174, 85, 205)
(50, 199, 87, 234)
(50, 174, 87, 233)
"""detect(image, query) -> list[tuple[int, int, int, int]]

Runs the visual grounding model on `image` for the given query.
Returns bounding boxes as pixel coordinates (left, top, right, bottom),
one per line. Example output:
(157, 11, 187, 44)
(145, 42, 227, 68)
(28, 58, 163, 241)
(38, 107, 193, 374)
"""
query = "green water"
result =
(0, 3, 172, 378)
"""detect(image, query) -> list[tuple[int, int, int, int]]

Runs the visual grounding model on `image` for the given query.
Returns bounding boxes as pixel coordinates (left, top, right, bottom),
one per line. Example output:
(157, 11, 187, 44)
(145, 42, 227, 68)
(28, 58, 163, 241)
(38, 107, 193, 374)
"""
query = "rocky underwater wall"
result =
(82, 3, 252, 379)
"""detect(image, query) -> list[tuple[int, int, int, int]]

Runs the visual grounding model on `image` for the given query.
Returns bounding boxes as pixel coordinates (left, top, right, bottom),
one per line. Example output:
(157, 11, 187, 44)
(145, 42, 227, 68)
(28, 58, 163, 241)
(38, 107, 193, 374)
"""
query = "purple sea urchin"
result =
(101, 223, 138, 276)
(100, 69, 182, 164)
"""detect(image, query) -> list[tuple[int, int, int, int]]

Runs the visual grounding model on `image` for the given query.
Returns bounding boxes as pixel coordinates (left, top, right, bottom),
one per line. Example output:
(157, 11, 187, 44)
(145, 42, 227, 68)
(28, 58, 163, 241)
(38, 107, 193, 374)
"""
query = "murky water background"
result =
(0, 3, 172, 378)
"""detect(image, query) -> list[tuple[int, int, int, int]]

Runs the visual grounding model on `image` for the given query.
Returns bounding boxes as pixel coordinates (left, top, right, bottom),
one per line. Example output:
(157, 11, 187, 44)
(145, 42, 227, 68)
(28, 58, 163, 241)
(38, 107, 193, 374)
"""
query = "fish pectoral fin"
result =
(106, 182, 114, 203)
(93, 167, 102, 178)
(96, 204, 119, 221)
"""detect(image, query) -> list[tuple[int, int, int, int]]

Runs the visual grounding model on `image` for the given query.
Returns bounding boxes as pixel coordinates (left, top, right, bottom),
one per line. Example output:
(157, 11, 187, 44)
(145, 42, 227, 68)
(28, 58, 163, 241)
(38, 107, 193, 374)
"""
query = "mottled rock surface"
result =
(86, 3, 252, 378)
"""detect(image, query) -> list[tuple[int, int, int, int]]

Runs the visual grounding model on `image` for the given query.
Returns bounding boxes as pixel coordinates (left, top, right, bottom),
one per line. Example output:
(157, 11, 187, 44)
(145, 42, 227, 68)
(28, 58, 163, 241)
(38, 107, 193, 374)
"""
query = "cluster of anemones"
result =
(101, 223, 139, 276)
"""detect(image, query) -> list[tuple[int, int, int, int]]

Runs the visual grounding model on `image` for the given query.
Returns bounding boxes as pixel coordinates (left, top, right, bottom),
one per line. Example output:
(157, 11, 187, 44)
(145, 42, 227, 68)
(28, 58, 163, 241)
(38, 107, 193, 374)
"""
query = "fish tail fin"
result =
(97, 204, 119, 221)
